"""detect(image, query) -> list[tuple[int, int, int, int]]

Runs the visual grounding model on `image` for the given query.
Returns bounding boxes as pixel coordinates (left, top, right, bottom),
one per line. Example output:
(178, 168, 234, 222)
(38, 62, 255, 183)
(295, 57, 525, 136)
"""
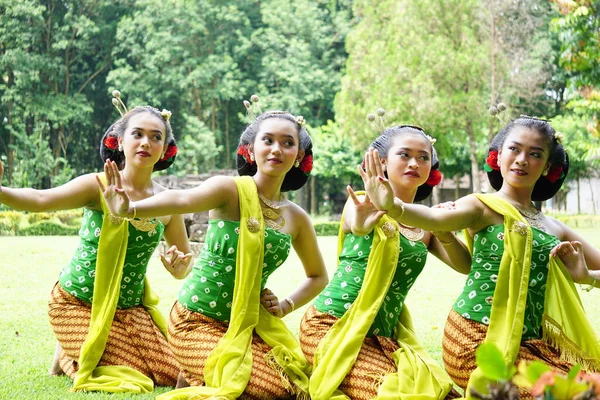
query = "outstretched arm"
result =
(0, 160, 99, 211)
(98, 160, 237, 218)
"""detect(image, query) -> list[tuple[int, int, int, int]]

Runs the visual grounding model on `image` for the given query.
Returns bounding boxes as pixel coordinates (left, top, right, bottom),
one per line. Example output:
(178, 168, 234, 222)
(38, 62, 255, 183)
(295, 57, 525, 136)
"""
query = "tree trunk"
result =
(6, 71, 15, 184)
(455, 175, 460, 200)
(466, 118, 481, 193)
(577, 176, 581, 214)
(589, 179, 597, 215)
(225, 102, 230, 169)
(310, 175, 317, 215)
(488, 8, 497, 142)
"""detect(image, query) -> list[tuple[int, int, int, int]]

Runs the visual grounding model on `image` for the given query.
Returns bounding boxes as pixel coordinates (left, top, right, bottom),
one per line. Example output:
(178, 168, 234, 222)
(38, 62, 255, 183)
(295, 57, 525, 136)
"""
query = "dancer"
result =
(99, 105, 328, 399)
(360, 116, 600, 399)
(0, 95, 191, 393)
(301, 124, 470, 399)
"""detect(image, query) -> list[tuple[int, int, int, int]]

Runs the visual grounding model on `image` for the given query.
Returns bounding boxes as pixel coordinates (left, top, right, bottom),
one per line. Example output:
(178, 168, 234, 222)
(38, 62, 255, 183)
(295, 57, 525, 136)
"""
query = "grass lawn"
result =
(1, 230, 599, 399)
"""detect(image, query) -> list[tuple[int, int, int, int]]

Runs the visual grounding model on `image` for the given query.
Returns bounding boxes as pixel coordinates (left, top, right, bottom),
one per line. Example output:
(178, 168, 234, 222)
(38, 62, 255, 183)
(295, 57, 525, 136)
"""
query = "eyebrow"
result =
(262, 132, 296, 140)
(396, 147, 430, 154)
(508, 141, 545, 152)
(132, 127, 163, 135)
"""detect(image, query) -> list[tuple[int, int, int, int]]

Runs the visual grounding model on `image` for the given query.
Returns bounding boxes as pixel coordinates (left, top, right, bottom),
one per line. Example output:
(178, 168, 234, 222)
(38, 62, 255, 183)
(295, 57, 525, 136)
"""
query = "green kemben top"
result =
(314, 231, 428, 337)
(178, 220, 292, 322)
(453, 224, 560, 340)
(58, 208, 164, 308)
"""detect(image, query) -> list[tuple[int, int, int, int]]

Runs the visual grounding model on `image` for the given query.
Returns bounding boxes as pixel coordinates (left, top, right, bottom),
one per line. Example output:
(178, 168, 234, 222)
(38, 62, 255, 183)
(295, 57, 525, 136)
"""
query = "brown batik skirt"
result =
(443, 309, 573, 400)
(168, 301, 294, 400)
(300, 305, 460, 400)
(48, 282, 179, 386)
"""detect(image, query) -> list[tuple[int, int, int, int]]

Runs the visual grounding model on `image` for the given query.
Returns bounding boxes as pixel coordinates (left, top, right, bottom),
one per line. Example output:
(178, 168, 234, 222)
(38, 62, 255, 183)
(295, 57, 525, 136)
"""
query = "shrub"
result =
(19, 220, 79, 236)
(314, 221, 340, 236)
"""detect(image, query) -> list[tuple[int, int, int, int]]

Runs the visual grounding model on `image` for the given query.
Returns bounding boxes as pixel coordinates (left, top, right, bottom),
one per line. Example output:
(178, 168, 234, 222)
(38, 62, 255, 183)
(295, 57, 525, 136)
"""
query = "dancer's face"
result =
(498, 126, 551, 189)
(252, 117, 303, 176)
(120, 112, 167, 168)
(382, 133, 432, 189)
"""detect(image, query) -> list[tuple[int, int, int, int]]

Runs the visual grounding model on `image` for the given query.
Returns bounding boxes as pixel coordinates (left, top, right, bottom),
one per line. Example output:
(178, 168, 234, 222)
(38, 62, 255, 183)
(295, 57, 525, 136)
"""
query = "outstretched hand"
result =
(96, 160, 131, 217)
(551, 241, 591, 284)
(357, 148, 395, 212)
(346, 185, 386, 234)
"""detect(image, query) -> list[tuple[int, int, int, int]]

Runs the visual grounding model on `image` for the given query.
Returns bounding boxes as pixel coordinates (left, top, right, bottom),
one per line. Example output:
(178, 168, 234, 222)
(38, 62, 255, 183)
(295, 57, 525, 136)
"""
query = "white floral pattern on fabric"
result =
(314, 231, 428, 337)
(178, 220, 291, 321)
(452, 224, 559, 339)
(58, 208, 164, 308)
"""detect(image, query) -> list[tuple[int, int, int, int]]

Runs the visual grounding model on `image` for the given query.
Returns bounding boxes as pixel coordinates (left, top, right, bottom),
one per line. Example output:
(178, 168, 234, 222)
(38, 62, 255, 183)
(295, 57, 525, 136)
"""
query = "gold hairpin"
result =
(111, 90, 128, 116)
(488, 102, 508, 125)
(367, 108, 386, 134)
(244, 94, 262, 121)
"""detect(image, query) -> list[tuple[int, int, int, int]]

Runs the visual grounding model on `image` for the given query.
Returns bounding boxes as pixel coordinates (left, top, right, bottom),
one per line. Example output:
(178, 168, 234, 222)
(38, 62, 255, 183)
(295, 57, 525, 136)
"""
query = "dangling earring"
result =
(382, 164, 387, 172)
(249, 153, 255, 162)
(497, 159, 501, 166)
(543, 168, 549, 176)
(160, 151, 166, 160)
(294, 159, 300, 168)
(118, 143, 123, 152)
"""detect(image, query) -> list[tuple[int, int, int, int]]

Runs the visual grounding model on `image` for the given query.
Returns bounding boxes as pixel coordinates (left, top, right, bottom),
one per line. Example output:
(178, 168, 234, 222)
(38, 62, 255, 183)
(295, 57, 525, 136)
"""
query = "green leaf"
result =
(476, 343, 509, 381)
(567, 364, 582, 381)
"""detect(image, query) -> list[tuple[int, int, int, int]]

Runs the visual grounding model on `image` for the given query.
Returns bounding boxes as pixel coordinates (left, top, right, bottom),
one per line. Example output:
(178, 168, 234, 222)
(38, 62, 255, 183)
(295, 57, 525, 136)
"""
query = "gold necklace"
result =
(496, 194, 546, 231)
(108, 214, 159, 232)
(258, 193, 283, 209)
(258, 192, 285, 230)
(399, 225, 424, 242)
(513, 204, 546, 231)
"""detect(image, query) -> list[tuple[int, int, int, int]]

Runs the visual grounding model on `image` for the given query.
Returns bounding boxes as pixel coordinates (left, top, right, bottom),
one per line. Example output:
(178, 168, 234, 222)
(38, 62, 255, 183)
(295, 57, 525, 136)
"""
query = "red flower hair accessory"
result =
(426, 169, 442, 186)
(299, 154, 313, 175)
(160, 144, 178, 161)
(485, 150, 500, 172)
(104, 136, 119, 151)
(546, 164, 564, 183)
(237, 144, 253, 164)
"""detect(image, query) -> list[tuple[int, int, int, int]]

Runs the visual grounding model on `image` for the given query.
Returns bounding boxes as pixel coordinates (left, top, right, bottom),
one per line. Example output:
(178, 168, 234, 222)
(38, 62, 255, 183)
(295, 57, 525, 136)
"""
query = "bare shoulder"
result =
(544, 216, 570, 240)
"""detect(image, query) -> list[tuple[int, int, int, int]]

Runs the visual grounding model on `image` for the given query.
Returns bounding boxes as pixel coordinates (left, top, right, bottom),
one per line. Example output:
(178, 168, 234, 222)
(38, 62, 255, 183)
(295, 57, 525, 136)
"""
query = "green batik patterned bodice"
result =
(178, 220, 292, 322)
(58, 208, 164, 309)
(314, 231, 428, 337)
(452, 224, 560, 340)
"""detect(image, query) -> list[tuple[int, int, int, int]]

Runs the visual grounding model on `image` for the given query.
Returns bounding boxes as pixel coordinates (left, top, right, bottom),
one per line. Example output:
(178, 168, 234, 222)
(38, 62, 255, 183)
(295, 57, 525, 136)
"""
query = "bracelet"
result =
(581, 274, 596, 292)
(392, 197, 405, 218)
(438, 236, 456, 247)
(130, 202, 137, 220)
(283, 297, 295, 312)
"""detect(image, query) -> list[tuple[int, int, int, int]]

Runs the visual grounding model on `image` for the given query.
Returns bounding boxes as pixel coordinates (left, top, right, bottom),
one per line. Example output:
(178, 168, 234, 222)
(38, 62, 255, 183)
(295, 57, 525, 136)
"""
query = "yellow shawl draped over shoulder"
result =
(464, 194, 600, 399)
(71, 173, 167, 393)
(157, 176, 311, 400)
(309, 193, 454, 400)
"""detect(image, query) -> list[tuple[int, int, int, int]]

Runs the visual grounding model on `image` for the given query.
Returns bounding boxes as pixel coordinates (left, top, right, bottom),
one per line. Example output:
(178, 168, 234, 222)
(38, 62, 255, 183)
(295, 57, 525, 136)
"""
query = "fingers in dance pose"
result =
(301, 124, 467, 400)
(106, 103, 328, 400)
(361, 117, 600, 399)
(0, 96, 192, 393)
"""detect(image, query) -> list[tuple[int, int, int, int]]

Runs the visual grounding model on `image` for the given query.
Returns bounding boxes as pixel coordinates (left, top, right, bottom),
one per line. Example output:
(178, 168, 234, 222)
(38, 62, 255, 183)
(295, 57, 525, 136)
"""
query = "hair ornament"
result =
(554, 131, 565, 144)
(296, 115, 306, 127)
(244, 94, 262, 121)
(160, 109, 172, 121)
(367, 108, 386, 134)
(111, 89, 128, 116)
(488, 103, 508, 125)
(425, 134, 437, 146)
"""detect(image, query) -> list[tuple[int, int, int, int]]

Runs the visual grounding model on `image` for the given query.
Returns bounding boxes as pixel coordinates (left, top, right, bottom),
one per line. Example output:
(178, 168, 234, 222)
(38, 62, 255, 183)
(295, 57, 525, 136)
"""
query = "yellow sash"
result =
(464, 194, 600, 399)
(157, 176, 311, 400)
(310, 193, 453, 400)
(72, 173, 167, 393)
